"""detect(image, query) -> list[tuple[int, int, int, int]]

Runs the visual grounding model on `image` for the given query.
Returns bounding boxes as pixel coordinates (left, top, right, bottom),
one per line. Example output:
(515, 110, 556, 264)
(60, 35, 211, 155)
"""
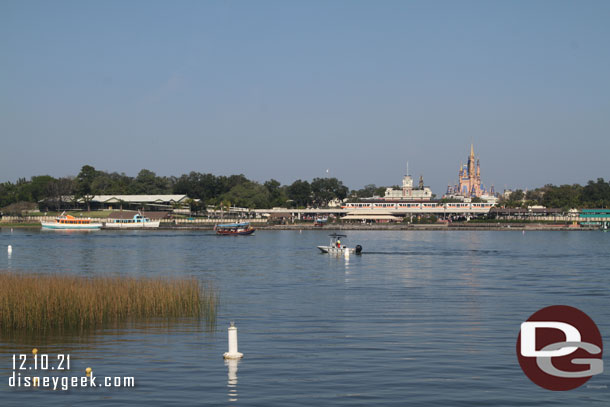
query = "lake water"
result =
(1, 229, 609, 406)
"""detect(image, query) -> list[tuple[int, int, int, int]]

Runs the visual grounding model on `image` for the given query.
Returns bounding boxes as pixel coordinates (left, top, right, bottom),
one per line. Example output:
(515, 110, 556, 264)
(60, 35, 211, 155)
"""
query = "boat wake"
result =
(363, 249, 505, 256)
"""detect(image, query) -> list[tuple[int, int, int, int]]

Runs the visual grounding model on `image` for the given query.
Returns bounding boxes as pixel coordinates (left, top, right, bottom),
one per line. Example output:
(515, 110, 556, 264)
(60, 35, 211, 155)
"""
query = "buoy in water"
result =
(223, 321, 243, 359)
(7, 245, 12, 254)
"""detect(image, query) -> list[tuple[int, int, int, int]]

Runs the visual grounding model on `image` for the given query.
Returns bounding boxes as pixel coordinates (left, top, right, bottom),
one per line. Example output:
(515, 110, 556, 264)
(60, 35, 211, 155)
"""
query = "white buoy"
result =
(7, 245, 12, 254)
(223, 321, 243, 359)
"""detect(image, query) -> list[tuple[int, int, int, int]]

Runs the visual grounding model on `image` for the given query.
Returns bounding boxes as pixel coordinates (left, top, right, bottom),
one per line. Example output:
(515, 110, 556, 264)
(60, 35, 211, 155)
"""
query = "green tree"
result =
(43, 177, 75, 211)
(0, 182, 18, 207)
(173, 172, 230, 204)
(525, 189, 543, 205)
(131, 169, 171, 194)
(264, 179, 287, 207)
(541, 184, 582, 210)
(25, 175, 55, 203)
(220, 181, 270, 209)
(351, 184, 386, 198)
(75, 165, 97, 211)
(499, 189, 525, 208)
(310, 177, 348, 207)
(581, 178, 610, 208)
(287, 180, 312, 207)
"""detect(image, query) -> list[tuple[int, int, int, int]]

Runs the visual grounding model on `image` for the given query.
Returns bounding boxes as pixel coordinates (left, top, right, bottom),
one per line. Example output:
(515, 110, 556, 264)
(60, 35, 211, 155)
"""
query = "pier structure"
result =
(579, 209, 610, 228)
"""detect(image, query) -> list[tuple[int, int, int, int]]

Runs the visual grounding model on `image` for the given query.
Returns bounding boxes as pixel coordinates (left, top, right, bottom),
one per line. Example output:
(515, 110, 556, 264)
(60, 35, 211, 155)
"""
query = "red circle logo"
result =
(516, 305, 603, 391)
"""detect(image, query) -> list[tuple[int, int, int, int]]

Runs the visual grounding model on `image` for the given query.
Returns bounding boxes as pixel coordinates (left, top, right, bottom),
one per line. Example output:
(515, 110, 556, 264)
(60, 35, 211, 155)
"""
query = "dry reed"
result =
(0, 272, 217, 333)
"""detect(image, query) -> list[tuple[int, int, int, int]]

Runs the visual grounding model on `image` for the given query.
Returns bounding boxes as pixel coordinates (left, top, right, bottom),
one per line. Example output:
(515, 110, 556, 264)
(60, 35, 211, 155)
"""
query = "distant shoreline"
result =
(165, 224, 596, 232)
(0, 223, 599, 232)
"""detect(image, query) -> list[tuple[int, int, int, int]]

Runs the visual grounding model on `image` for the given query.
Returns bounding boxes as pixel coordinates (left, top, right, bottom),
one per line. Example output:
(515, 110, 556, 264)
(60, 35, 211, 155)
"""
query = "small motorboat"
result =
(317, 233, 362, 255)
(215, 222, 255, 236)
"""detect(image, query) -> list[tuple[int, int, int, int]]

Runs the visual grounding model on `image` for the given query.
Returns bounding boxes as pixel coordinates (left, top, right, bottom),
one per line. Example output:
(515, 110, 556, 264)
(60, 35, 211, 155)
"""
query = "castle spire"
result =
(470, 143, 474, 157)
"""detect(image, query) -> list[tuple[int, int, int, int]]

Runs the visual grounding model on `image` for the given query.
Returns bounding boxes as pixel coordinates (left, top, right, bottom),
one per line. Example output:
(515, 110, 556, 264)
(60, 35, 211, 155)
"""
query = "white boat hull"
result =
(317, 246, 356, 254)
(104, 221, 160, 229)
(41, 221, 102, 230)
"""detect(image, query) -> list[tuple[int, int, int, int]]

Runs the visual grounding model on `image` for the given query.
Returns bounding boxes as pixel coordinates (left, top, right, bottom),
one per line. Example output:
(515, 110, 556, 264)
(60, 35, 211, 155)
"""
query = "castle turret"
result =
(455, 143, 485, 198)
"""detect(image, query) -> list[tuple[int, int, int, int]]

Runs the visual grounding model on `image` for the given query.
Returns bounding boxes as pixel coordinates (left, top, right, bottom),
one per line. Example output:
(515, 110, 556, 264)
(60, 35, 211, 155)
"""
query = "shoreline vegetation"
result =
(0, 272, 218, 333)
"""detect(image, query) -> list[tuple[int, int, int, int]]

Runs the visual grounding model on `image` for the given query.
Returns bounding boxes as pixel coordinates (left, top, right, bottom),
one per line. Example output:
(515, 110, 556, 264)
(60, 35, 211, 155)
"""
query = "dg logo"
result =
(516, 305, 604, 390)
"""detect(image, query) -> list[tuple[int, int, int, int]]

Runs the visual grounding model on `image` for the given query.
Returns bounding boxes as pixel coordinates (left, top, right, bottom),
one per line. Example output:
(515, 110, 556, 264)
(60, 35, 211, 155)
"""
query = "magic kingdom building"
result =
(446, 144, 495, 200)
(383, 166, 433, 201)
(354, 163, 433, 202)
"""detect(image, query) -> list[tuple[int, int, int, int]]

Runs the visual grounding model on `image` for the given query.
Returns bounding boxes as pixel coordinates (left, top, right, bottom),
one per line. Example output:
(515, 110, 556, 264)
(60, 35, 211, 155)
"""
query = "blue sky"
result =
(1, 0, 609, 194)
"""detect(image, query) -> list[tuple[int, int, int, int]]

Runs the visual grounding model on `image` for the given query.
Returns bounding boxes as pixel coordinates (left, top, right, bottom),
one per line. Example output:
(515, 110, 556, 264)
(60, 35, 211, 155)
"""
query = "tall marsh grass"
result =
(0, 272, 217, 333)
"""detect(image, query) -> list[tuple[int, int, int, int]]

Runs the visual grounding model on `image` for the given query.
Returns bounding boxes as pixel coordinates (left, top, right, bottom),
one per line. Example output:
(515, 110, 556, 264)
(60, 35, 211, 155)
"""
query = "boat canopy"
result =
(328, 233, 347, 238)
(217, 222, 250, 228)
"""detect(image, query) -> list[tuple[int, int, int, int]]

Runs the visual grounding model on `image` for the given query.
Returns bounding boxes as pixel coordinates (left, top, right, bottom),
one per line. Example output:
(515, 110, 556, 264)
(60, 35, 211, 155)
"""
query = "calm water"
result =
(1, 229, 609, 406)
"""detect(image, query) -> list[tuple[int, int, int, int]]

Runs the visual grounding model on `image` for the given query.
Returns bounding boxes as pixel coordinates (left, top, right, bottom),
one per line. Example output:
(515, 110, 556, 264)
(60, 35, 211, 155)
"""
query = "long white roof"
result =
(79, 195, 189, 203)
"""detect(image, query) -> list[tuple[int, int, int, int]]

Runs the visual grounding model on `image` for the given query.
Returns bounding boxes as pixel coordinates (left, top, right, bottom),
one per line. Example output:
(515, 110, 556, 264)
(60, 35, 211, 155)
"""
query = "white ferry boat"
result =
(41, 213, 102, 230)
(104, 212, 160, 229)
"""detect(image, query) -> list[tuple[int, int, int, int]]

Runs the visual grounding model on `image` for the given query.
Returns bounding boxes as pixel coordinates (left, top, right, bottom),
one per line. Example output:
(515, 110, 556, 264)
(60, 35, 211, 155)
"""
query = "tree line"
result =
(498, 179, 610, 210)
(0, 165, 353, 212)
(1, 165, 608, 214)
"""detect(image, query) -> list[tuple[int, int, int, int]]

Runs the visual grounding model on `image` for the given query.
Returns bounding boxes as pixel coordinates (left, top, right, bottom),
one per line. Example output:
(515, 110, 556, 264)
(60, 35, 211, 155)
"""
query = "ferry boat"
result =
(104, 212, 160, 229)
(41, 212, 102, 230)
(317, 233, 362, 255)
(214, 222, 255, 235)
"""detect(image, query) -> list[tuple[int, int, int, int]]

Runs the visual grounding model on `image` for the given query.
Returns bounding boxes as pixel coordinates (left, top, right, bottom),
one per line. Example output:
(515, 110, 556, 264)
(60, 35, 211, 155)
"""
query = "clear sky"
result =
(1, 0, 609, 194)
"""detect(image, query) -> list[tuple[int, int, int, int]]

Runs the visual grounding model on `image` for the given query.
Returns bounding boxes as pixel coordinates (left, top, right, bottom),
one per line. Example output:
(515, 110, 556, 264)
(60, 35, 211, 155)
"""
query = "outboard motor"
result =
(355, 245, 363, 255)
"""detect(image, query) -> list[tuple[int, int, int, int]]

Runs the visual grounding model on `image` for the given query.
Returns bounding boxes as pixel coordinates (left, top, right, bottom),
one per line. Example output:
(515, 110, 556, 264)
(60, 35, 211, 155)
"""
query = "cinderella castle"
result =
(446, 144, 495, 199)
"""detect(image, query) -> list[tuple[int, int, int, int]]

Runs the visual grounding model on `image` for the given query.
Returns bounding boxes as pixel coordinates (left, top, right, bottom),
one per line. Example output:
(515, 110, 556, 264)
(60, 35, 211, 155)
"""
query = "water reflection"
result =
(0, 319, 212, 351)
(225, 358, 239, 403)
(1, 229, 609, 406)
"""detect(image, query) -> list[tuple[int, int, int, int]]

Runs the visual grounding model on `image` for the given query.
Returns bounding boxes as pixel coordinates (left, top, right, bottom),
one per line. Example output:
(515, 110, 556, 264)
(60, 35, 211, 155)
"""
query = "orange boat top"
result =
(56, 214, 93, 224)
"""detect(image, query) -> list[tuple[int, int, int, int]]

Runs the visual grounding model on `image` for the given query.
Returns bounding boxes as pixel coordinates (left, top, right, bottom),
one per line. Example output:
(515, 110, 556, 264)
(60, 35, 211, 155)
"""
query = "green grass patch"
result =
(0, 272, 218, 333)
